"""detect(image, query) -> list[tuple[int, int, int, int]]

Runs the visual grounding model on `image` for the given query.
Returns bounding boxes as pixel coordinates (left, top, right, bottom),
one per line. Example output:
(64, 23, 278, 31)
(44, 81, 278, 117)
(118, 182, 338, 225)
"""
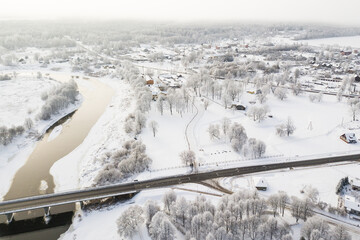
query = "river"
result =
(0, 72, 114, 238)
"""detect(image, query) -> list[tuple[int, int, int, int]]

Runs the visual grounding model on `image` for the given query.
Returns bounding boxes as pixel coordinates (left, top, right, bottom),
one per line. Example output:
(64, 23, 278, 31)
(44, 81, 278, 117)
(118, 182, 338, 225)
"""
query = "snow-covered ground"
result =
(301, 35, 360, 48)
(58, 184, 221, 240)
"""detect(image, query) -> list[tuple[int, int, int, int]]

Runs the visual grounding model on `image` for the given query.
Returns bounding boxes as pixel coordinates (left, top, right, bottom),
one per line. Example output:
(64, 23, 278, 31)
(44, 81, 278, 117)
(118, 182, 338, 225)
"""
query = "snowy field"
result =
(139, 89, 360, 174)
(301, 35, 360, 48)
(222, 162, 360, 207)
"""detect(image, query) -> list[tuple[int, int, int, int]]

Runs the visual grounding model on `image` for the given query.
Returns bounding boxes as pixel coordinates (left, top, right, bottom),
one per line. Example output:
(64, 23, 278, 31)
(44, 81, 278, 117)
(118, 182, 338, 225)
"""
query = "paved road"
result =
(0, 154, 359, 216)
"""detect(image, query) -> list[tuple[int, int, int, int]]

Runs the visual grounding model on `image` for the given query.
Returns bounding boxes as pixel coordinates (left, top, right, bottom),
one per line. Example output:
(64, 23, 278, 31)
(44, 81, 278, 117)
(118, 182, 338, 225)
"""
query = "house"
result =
(143, 75, 154, 85)
(344, 195, 360, 215)
(340, 133, 357, 144)
(349, 177, 360, 191)
(255, 178, 268, 191)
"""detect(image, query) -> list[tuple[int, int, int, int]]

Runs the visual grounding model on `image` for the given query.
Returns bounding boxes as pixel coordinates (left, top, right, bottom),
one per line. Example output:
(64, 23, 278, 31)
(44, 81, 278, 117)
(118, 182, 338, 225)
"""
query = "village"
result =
(1, 23, 360, 239)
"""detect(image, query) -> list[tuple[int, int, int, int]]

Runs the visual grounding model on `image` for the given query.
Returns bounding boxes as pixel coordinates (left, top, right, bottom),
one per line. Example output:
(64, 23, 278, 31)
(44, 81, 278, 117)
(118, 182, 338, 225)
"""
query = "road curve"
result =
(0, 153, 359, 215)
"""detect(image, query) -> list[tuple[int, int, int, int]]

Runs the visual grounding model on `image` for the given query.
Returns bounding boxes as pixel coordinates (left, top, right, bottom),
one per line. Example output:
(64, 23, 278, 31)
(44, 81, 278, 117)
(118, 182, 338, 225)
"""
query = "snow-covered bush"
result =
(93, 140, 152, 186)
(38, 79, 79, 120)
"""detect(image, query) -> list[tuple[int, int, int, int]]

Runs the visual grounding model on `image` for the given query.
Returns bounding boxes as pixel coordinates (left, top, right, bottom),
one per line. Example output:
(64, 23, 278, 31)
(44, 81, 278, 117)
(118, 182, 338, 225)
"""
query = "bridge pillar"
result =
(5, 213, 14, 224)
(44, 207, 51, 217)
(79, 201, 84, 209)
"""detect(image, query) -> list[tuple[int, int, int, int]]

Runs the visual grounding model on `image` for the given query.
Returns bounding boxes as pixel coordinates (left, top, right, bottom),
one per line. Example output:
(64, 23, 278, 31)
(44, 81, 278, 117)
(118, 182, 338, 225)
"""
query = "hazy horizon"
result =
(1, 0, 360, 27)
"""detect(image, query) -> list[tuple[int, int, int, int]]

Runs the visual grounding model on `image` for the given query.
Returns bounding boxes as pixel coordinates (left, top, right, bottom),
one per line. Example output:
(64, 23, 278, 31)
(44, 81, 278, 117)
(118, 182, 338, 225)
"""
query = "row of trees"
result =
(117, 187, 352, 240)
(117, 189, 293, 240)
(38, 79, 79, 120)
(0, 118, 33, 146)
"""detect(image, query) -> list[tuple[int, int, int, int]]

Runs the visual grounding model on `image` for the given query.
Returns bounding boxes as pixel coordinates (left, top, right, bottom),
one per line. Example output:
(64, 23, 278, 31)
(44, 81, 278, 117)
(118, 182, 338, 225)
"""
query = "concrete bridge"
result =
(1, 153, 359, 223)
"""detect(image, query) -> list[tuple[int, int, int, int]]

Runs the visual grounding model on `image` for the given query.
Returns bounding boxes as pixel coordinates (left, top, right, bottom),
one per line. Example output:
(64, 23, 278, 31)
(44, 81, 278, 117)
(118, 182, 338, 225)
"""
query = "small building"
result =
(231, 104, 246, 111)
(145, 75, 154, 85)
(349, 178, 360, 191)
(255, 178, 268, 191)
(344, 195, 360, 215)
(340, 133, 357, 144)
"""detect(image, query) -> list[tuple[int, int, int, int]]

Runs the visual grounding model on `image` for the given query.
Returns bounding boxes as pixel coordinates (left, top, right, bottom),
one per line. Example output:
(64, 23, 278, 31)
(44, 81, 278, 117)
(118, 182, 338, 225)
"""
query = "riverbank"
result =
(50, 77, 134, 192)
(0, 72, 83, 200)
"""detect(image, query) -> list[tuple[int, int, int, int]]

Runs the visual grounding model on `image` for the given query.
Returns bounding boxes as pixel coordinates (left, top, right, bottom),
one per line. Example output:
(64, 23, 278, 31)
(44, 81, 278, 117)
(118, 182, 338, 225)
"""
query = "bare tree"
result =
(149, 120, 159, 137)
(179, 150, 196, 166)
(221, 117, 231, 138)
(157, 96, 165, 115)
(301, 217, 329, 240)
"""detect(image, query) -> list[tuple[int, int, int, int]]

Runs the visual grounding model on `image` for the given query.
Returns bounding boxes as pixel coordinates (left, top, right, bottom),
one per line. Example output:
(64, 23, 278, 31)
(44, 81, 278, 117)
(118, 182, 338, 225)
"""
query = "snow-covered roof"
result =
(344, 133, 357, 141)
(255, 178, 268, 188)
(350, 177, 360, 187)
(344, 195, 360, 212)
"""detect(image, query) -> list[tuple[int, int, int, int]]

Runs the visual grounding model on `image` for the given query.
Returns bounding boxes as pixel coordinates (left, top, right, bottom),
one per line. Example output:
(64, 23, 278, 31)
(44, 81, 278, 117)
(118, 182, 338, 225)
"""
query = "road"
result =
(0, 153, 360, 216)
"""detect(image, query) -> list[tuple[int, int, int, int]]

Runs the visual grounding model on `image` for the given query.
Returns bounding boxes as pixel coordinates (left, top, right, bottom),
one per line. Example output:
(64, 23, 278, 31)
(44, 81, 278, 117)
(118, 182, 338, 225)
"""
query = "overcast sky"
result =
(1, 0, 360, 26)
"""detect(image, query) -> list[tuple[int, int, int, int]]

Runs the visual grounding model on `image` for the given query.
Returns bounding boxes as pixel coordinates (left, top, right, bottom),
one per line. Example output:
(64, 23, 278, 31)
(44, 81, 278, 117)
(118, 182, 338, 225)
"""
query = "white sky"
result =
(1, 0, 360, 26)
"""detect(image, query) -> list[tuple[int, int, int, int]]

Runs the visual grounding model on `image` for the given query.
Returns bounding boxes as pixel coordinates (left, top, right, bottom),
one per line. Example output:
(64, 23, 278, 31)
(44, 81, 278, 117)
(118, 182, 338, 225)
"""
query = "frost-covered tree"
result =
(229, 122, 248, 152)
(274, 88, 288, 100)
(332, 225, 352, 240)
(144, 200, 161, 225)
(221, 117, 231, 138)
(276, 117, 295, 137)
(163, 190, 177, 213)
(179, 150, 196, 166)
(157, 96, 165, 115)
(24, 118, 33, 130)
(117, 205, 144, 238)
(247, 105, 269, 122)
(301, 217, 329, 240)
(204, 99, 210, 110)
(208, 124, 220, 140)
(149, 120, 159, 137)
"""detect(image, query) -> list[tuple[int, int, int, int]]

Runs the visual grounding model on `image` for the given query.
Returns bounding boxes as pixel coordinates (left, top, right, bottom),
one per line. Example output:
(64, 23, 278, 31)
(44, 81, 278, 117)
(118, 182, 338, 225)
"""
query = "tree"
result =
(221, 117, 231, 138)
(157, 96, 165, 115)
(24, 118, 33, 130)
(117, 205, 144, 238)
(179, 150, 196, 166)
(332, 225, 351, 240)
(149, 120, 159, 137)
(278, 191, 289, 217)
(274, 88, 288, 100)
(247, 106, 269, 122)
(229, 123, 248, 152)
(348, 98, 360, 121)
(163, 190, 177, 212)
(149, 212, 175, 240)
(301, 217, 329, 240)
(144, 200, 160, 225)
(204, 99, 210, 110)
(291, 196, 302, 222)
(268, 194, 280, 217)
(208, 124, 220, 140)
(291, 83, 302, 96)
(276, 117, 295, 137)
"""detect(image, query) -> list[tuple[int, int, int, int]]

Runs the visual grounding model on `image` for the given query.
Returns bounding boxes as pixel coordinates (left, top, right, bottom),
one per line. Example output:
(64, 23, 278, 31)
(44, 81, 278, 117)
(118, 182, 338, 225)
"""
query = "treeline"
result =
(93, 140, 152, 186)
(38, 79, 79, 120)
(0, 118, 33, 146)
(117, 190, 292, 240)
(116, 188, 352, 240)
